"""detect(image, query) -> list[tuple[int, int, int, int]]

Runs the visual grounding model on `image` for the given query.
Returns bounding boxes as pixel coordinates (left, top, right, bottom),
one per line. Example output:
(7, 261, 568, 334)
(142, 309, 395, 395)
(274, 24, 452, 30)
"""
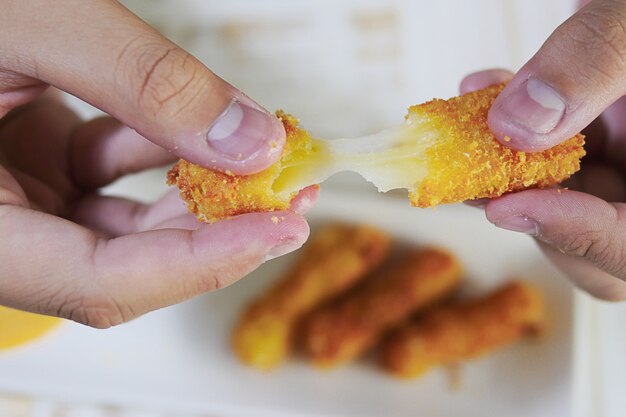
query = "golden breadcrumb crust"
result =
(168, 84, 585, 223)
(303, 248, 462, 369)
(381, 281, 545, 379)
(167, 112, 309, 223)
(410, 84, 585, 207)
(231, 224, 391, 370)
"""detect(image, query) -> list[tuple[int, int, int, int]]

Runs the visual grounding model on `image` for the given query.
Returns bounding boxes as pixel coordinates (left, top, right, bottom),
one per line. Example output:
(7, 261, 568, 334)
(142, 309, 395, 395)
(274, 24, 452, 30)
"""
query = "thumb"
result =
(0, 205, 309, 328)
(1, 0, 283, 175)
(488, 0, 626, 151)
(485, 189, 626, 286)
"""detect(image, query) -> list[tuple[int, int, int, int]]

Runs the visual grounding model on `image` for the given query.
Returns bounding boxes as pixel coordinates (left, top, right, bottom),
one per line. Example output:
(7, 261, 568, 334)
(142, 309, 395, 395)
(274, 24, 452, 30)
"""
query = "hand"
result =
(0, 1, 315, 327)
(461, 0, 626, 301)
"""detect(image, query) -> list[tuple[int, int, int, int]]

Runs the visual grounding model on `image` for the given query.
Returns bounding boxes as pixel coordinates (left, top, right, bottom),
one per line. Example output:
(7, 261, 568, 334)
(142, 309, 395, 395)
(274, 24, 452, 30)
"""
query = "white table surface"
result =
(1, 169, 625, 417)
(2, 1, 625, 415)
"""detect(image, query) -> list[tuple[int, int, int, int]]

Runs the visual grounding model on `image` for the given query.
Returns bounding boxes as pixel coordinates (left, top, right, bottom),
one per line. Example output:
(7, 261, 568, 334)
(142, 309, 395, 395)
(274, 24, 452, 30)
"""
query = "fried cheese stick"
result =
(381, 281, 545, 379)
(232, 224, 391, 370)
(168, 84, 585, 223)
(303, 248, 462, 369)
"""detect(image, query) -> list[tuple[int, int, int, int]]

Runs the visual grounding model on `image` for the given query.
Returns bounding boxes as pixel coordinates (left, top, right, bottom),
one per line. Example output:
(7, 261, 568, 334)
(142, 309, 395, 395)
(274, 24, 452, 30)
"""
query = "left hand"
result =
(0, 92, 316, 327)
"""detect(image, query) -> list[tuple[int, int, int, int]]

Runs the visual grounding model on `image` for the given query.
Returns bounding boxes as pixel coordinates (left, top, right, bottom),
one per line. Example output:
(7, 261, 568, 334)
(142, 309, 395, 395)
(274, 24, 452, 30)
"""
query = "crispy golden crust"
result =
(167, 112, 312, 223)
(410, 84, 585, 207)
(231, 224, 391, 370)
(381, 281, 545, 379)
(303, 248, 462, 369)
(168, 85, 585, 223)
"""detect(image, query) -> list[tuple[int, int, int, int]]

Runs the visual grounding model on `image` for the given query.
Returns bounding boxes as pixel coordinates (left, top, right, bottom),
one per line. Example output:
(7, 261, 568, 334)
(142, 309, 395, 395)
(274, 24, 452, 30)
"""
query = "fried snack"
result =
(168, 113, 312, 223)
(168, 84, 585, 223)
(232, 224, 391, 370)
(303, 248, 462, 369)
(381, 281, 545, 379)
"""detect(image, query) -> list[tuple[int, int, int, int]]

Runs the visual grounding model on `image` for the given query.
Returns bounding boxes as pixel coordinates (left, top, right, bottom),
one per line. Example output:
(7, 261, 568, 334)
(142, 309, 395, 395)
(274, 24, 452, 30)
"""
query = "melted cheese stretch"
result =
(272, 114, 436, 196)
(167, 84, 586, 223)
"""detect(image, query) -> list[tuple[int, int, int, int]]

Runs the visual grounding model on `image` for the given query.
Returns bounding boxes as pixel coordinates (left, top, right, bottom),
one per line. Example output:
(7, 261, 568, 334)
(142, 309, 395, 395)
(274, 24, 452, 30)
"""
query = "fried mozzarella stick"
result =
(303, 248, 461, 369)
(232, 224, 391, 370)
(381, 281, 545, 379)
(168, 84, 585, 223)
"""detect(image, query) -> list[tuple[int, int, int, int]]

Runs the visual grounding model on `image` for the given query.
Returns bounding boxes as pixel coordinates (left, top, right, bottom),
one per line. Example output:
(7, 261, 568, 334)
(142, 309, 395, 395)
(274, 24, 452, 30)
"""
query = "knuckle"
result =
(556, 206, 626, 277)
(197, 273, 223, 293)
(60, 291, 128, 329)
(562, 8, 626, 81)
(558, 229, 607, 260)
(118, 40, 206, 121)
(183, 232, 227, 295)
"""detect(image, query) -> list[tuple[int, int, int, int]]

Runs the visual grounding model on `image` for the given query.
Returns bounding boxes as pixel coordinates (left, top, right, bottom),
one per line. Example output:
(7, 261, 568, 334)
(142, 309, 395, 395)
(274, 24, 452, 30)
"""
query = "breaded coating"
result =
(381, 281, 545, 379)
(303, 248, 462, 369)
(168, 84, 585, 223)
(167, 112, 311, 223)
(232, 224, 391, 370)
(408, 85, 585, 207)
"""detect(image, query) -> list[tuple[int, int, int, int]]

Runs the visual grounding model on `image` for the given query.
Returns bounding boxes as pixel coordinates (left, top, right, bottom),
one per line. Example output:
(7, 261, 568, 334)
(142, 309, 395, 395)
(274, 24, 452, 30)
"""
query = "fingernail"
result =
(207, 100, 279, 161)
(498, 78, 565, 134)
(265, 235, 304, 262)
(494, 215, 539, 235)
(291, 185, 320, 215)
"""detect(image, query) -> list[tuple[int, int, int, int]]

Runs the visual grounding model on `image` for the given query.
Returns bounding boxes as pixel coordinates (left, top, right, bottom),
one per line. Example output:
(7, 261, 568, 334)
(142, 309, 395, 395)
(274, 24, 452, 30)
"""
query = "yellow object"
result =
(381, 281, 545, 379)
(0, 306, 61, 350)
(168, 84, 585, 223)
(232, 224, 391, 370)
(304, 248, 462, 369)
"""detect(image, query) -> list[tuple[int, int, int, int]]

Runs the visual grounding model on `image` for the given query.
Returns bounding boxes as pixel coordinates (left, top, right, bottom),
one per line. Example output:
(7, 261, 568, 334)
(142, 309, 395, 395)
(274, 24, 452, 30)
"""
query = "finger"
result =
(71, 117, 177, 189)
(0, 97, 82, 196)
(538, 241, 626, 301)
(147, 213, 201, 231)
(488, 0, 626, 151)
(0, 206, 309, 328)
(72, 189, 191, 236)
(0, 164, 29, 208)
(2, 0, 284, 175)
(0, 73, 48, 119)
(289, 185, 320, 215)
(459, 69, 513, 94)
(485, 188, 626, 284)
(73, 184, 320, 237)
(5, 168, 62, 215)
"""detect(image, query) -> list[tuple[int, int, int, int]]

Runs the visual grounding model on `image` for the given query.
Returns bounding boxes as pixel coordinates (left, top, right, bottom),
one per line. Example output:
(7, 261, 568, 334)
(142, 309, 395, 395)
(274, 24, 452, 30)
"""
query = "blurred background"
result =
(1, 1, 625, 416)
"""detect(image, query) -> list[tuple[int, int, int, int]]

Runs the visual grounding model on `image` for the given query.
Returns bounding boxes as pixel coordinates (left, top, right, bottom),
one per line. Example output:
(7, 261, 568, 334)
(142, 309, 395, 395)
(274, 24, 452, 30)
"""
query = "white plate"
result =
(0, 189, 574, 417)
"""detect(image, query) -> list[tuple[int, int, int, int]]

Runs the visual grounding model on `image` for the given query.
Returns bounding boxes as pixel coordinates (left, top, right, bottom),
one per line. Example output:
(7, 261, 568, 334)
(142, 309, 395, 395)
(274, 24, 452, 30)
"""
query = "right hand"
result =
(0, 0, 314, 327)
(462, 0, 626, 301)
